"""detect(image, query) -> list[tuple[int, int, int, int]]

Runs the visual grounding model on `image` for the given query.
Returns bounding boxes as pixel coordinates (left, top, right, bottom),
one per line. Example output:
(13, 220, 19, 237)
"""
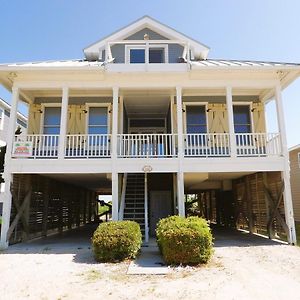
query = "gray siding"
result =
(168, 44, 184, 63)
(111, 44, 125, 63)
(107, 28, 185, 64)
(125, 28, 168, 40)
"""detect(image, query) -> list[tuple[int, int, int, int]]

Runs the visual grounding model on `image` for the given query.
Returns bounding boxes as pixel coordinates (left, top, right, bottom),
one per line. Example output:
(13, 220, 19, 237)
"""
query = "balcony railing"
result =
(118, 134, 177, 158)
(235, 133, 281, 157)
(184, 133, 230, 157)
(12, 133, 282, 159)
(65, 134, 111, 158)
(13, 134, 59, 158)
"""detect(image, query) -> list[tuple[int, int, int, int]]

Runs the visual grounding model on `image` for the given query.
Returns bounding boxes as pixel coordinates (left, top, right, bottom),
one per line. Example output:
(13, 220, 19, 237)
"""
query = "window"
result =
(126, 45, 168, 64)
(43, 107, 61, 134)
(149, 48, 165, 63)
(186, 106, 207, 134)
(88, 107, 108, 134)
(233, 105, 251, 133)
(298, 152, 300, 168)
(130, 48, 145, 63)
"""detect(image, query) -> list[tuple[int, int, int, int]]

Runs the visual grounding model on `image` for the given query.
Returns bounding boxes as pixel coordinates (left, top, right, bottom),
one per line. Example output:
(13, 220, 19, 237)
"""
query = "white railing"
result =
(118, 134, 178, 158)
(184, 133, 230, 157)
(12, 133, 282, 159)
(236, 133, 281, 157)
(14, 134, 59, 158)
(65, 134, 111, 158)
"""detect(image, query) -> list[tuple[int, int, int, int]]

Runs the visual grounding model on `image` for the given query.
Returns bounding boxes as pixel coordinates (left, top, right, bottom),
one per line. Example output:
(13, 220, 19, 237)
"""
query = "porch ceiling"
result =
(124, 95, 170, 118)
(41, 173, 112, 193)
(184, 171, 254, 191)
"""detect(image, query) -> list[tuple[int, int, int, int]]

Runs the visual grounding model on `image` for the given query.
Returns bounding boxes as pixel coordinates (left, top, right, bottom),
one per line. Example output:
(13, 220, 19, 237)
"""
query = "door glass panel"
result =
(130, 49, 145, 63)
(43, 107, 61, 134)
(88, 107, 108, 146)
(149, 48, 164, 63)
(233, 105, 251, 133)
(186, 106, 207, 134)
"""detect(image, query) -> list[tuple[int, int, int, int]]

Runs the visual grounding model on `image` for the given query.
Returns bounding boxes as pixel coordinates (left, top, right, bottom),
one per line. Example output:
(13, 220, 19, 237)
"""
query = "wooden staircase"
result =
(123, 173, 146, 238)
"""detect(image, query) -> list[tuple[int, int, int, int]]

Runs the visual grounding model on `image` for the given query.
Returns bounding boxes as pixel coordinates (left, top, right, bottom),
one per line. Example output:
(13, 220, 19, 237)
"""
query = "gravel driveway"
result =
(1, 225, 300, 300)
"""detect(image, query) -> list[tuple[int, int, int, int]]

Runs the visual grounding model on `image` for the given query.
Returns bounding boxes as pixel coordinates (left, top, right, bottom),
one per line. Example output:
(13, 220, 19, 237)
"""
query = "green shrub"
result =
(156, 216, 213, 265)
(91, 220, 142, 262)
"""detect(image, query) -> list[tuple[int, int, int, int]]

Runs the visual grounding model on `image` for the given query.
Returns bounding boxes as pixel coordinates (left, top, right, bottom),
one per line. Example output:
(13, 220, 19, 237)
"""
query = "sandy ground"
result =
(1, 226, 300, 300)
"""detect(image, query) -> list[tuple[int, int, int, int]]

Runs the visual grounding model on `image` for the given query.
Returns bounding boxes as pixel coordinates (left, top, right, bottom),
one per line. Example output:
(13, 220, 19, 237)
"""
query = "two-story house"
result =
(0, 16, 299, 248)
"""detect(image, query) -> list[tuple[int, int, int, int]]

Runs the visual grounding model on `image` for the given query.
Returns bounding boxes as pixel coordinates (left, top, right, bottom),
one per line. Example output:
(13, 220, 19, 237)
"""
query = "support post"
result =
(177, 172, 185, 217)
(176, 87, 185, 217)
(226, 86, 237, 157)
(275, 84, 296, 244)
(112, 87, 119, 159)
(112, 172, 119, 221)
(0, 87, 19, 249)
(111, 87, 119, 221)
(144, 173, 149, 243)
(58, 86, 69, 159)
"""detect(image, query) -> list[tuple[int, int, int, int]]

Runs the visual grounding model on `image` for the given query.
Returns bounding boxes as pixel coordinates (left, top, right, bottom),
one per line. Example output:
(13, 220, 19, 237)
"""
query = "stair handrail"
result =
(119, 173, 127, 220)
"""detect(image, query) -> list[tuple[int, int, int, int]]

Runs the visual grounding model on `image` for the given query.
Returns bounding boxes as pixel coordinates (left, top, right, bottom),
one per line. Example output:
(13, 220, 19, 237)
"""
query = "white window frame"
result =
(40, 103, 61, 135)
(85, 103, 111, 135)
(232, 102, 254, 134)
(125, 44, 168, 64)
(183, 102, 209, 134)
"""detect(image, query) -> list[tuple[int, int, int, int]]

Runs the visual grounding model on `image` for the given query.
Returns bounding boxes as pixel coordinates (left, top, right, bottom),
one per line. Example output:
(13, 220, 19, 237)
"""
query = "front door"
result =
(149, 191, 172, 236)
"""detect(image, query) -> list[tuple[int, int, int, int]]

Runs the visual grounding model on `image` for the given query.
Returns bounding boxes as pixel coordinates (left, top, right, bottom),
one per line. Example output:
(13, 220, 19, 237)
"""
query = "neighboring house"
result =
(0, 16, 299, 248)
(0, 98, 27, 172)
(289, 145, 300, 224)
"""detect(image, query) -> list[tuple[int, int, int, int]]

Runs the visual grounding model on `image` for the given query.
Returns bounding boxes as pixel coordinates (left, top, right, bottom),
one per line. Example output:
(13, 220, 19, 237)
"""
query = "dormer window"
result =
(126, 44, 168, 64)
(149, 47, 166, 63)
(129, 47, 146, 63)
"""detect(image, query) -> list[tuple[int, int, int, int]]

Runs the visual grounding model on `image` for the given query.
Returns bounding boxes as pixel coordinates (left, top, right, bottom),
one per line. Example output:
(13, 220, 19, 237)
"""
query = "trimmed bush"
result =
(92, 220, 142, 262)
(156, 216, 213, 265)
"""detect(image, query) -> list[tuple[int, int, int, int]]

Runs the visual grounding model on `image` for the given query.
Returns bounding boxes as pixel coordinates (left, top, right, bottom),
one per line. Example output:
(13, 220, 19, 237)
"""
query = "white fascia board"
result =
(0, 65, 105, 72)
(289, 144, 300, 152)
(83, 15, 210, 59)
(191, 64, 300, 71)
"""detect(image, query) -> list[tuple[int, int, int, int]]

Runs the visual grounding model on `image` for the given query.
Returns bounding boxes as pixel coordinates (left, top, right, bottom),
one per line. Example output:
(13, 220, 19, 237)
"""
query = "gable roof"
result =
(83, 15, 210, 60)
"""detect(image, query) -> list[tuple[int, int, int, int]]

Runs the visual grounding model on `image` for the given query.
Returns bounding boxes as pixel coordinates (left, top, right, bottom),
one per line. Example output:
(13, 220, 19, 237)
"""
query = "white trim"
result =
(125, 44, 168, 64)
(83, 15, 209, 60)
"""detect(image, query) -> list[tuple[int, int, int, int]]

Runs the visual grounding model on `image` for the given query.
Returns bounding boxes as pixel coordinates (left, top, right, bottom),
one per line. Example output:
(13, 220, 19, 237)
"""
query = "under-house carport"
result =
(7, 173, 112, 245)
(184, 171, 289, 241)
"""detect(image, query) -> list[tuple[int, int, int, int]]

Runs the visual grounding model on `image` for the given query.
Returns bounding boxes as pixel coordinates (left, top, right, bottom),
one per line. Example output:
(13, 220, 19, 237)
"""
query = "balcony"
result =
(12, 133, 281, 159)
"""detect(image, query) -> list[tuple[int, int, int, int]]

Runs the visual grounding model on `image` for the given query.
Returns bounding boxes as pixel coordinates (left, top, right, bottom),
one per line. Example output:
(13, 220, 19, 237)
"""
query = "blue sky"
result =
(0, 0, 299, 146)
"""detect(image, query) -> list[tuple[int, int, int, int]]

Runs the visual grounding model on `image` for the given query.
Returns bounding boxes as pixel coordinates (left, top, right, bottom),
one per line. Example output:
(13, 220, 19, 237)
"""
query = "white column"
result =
(176, 87, 185, 216)
(0, 87, 19, 249)
(112, 172, 119, 221)
(111, 87, 119, 221)
(144, 173, 149, 242)
(226, 86, 237, 157)
(58, 86, 69, 159)
(275, 84, 297, 244)
(177, 172, 185, 217)
(176, 87, 184, 159)
(112, 87, 119, 159)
